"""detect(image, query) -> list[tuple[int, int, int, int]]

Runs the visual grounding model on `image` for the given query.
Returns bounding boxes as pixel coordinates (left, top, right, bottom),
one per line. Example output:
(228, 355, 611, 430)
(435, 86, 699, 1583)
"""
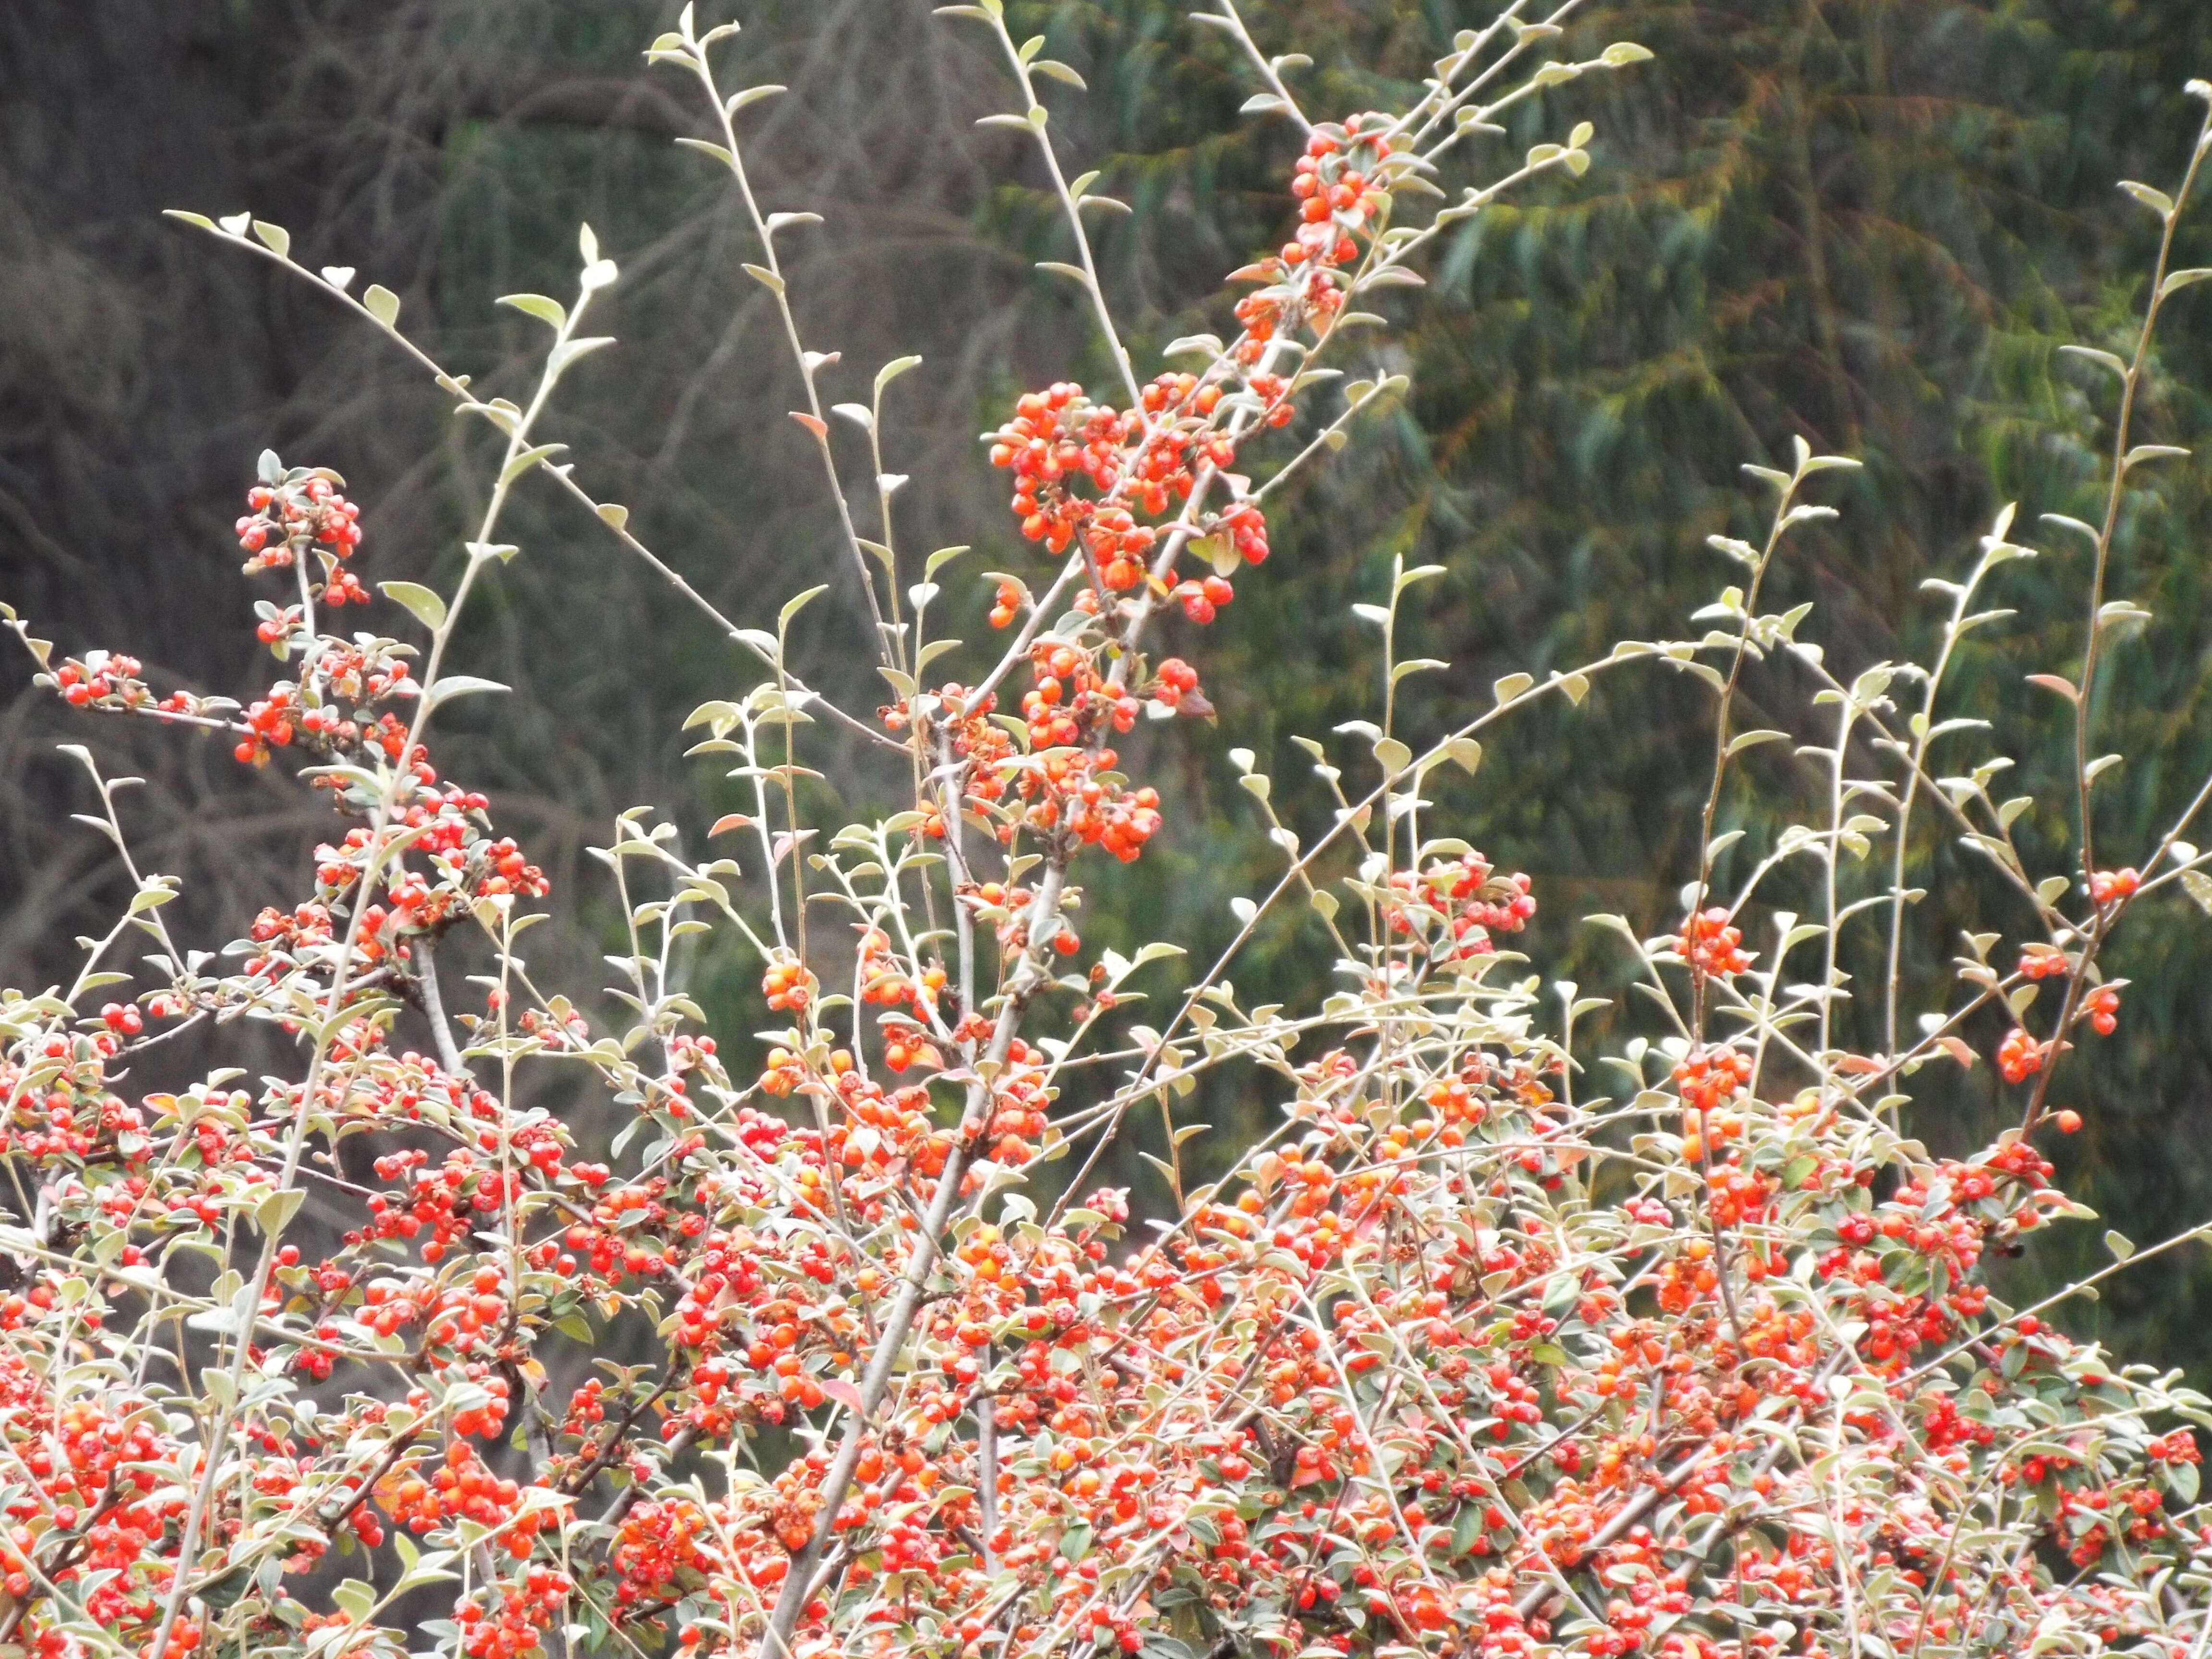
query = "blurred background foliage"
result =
(5, 0, 2212, 1373)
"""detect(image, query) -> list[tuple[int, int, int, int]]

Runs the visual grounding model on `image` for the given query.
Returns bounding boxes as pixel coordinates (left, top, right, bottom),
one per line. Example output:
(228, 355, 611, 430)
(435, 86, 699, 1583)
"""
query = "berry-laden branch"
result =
(8, 9, 2212, 1659)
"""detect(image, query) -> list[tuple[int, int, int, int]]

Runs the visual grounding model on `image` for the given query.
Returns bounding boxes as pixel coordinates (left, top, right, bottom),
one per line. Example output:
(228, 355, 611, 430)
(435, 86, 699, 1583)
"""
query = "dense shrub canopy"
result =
(6, 6, 2212, 1659)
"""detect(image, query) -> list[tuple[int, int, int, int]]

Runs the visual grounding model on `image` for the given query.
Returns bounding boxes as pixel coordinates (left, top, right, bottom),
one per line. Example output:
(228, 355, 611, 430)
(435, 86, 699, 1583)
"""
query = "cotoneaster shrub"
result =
(6, 5, 2212, 1659)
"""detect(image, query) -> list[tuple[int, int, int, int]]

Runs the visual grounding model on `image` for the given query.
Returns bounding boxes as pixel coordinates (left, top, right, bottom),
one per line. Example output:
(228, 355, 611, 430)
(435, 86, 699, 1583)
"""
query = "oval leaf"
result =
(378, 581, 447, 631)
(498, 293, 567, 329)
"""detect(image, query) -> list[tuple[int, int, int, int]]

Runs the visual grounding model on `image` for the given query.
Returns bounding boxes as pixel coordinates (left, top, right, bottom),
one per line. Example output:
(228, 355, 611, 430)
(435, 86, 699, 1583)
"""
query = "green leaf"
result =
(498, 443, 568, 487)
(363, 285, 401, 328)
(378, 581, 447, 631)
(331, 1579, 376, 1622)
(2124, 444, 2190, 469)
(550, 336, 617, 376)
(1453, 1502, 1485, 1556)
(675, 137, 736, 168)
(2058, 344, 2129, 379)
(780, 584, 830, 636)
(2182, 870, 2212, 916)
(255, 1187, 307, 1237)
(2121, 180, 2176, 217)
(251, 219, 291, 257)
(875, 354, 923, 401)
(1727, 729, 1790, 757)
(423, 675, 511, 709)
(497, 292, 566, 329)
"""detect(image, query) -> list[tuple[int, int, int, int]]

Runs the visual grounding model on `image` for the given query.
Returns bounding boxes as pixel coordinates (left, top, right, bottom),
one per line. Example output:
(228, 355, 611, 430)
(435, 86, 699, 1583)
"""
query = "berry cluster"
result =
(988, 383, 1140, 554)
(378, 1443, 553, 1554)
(2085, 983, 2122, 1035)
(456, 1567, 576, 1659)
(235, 468, 363, 578)
(48, 652, 149, 710)
(1676, 906, 1753, 977)
(986, 373, 1275, 614)
(2089, 866, 2140, 905)
(1383, 850, 1537, 965)
(1671, 1046, 1753, 1118)
(1998, 1025, 2046, 1084)
(1232, 116, 1400, 360)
